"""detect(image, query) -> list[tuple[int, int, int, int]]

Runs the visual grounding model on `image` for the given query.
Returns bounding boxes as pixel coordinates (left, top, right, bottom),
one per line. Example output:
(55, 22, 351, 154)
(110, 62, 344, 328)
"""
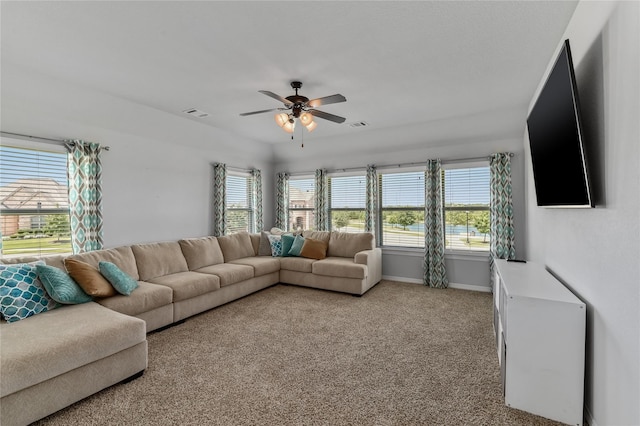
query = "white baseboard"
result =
(382, 276, 491, 293)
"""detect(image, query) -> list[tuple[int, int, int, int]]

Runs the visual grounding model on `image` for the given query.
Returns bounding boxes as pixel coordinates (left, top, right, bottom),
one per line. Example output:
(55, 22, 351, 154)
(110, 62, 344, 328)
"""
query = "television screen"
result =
(527, 39, 593, 208)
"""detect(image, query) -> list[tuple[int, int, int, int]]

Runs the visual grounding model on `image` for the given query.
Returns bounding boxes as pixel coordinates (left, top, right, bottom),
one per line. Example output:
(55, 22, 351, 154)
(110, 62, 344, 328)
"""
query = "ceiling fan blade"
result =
(239, 108, 281, 116)
(308, 109, 346, 124)
(306, 94, 346, 108)
(259, 90, 293, 106)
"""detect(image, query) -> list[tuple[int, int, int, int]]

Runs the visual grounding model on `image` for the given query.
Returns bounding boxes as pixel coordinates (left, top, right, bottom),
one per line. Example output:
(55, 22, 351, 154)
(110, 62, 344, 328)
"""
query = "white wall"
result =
(1, 65, 275, 247)
(275, 110, 528, 291)
(525, 2, 639, 424)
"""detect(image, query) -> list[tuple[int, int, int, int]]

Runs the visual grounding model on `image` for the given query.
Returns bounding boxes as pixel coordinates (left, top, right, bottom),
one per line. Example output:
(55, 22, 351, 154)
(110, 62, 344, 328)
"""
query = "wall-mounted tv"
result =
(527, 39, 593, 208)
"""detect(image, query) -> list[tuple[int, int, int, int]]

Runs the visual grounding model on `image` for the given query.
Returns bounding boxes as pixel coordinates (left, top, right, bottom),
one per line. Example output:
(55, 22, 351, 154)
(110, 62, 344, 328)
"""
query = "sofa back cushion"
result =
(67, 246, 139, 280)
(131, 241, 189, 281)
(302, 230, 331, 244)
(179, 237, 224, 270)
(327, 232, 375, 258)
(217, 232, 255, 262)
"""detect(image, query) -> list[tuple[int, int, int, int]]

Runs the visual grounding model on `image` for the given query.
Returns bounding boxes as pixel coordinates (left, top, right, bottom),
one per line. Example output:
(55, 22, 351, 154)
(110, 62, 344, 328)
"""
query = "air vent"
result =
(182, 108, 210, 118)
(349, 121, 369, 128)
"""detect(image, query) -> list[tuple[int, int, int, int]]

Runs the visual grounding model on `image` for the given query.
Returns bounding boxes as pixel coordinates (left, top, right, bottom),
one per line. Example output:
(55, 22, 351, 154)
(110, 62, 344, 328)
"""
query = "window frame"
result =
(225, 171, 255, 234)
(377, 167, 426, 249)
(287, 175, 315, 232)
(327, 171, 367, 233)
(0, 140, 72, 257)
(441, 161, 491, 255)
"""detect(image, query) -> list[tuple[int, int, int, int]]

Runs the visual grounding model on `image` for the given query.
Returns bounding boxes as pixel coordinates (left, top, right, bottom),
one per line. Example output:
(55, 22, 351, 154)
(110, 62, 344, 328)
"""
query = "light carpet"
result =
(34, 281, 562, 425)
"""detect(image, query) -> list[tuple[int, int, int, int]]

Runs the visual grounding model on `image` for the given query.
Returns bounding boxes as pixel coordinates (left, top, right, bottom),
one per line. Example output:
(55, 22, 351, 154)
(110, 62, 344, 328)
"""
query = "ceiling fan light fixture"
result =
(275, 112, 289, 128)
(299, 112, 313, 126)
(305, 120, 317, 132)
(282, 119, 296, 133)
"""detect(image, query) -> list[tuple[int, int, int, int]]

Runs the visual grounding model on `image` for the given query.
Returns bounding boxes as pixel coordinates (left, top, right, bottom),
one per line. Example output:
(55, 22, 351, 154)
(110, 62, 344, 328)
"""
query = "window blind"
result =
(442, 166, 490, 251)
(378, 171, 425, 247)
(288, 177, 314, 231)
(0, 145, 71, 256)
(226, 173, 253, 233)
(328, 174, 366, 233)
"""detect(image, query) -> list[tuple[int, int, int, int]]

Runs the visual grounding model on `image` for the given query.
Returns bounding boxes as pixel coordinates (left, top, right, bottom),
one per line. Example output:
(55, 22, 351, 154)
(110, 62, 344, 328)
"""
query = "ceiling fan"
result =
(240, 81, 346, 133)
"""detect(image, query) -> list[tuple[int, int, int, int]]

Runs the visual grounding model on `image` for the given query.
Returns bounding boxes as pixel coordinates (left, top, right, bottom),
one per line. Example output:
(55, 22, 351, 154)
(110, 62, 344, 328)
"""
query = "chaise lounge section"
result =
(0, 231, 381, 426)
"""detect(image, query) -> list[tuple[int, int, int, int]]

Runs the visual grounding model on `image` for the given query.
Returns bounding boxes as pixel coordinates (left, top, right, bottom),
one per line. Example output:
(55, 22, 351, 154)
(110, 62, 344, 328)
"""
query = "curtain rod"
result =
(1, 131, 111, 151)
(283, 153, 514, 175)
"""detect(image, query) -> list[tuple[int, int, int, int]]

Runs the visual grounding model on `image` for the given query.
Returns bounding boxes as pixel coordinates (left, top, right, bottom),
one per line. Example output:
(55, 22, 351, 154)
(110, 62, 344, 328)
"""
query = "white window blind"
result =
(329, 174, 366, 233)
(0, 145, 72, 257)
(378, 171, 425, 247)
(288, 177, 314, 231)
(226, 173, 253, 233)
(442, 166, 490, 252)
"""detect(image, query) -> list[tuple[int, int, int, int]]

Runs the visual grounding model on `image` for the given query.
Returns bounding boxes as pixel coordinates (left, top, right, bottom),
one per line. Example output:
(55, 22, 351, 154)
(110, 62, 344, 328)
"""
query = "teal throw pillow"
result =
(0, 262, 59, 323)
(281, 234, 296, 257)
(288, 235, 305, 256)
(36, 264, 92, 304)
(99, 261, 139, 296)
(268, 235, 283, 257)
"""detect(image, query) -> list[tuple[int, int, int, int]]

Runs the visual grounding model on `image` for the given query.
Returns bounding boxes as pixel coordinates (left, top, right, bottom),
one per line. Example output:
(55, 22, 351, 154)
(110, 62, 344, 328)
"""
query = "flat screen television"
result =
(527, 39, 593, 208)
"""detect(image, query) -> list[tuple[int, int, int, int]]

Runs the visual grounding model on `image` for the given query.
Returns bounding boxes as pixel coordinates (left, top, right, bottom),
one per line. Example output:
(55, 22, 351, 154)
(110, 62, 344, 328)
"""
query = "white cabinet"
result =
(493, 259, 586, 426)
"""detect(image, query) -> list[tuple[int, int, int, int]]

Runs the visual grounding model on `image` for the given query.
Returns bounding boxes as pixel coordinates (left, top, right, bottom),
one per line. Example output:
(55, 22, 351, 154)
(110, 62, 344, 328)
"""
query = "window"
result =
(328, 173, 366, 233)
(226, 173, 254, 233)
(0, 145, 72, 257)
(378, 170, 425, 247)
(442, 165, 490, 252)
(288, 177, 315, 231)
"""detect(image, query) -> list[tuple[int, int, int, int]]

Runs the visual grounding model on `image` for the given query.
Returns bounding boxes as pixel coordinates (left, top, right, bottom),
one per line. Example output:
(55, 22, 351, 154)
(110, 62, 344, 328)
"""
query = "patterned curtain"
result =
(212, 163, 227, 236)
(275, 172, 289, 230)
(66, 140, 104, 254)
(365, 165, 378, 243)
(314, 168, 329, 231)
(424, 159, 448, 288)
(490, 153, 516, 262)
(251, 169, 263, 232)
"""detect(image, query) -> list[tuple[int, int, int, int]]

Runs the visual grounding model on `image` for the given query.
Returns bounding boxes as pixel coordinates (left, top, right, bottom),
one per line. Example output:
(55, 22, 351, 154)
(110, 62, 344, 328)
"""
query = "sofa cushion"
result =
(132, 242, 189, 281)
(99, 261, 139, 296)
(312, 257, 367, 279)
(249, 233, 261, 256)
(0, 302, 145, 398)
(258, 231, 273, 256)
(146, 272, 220, 302)
(179, 237, 224, 270)
(300, 238, 328, 260)
(67, 246, 140, 281)
(281, 234, 296, 257)
(229, 256, 281, 276)
(279, 257, 316, 273)
(95, 281, 173, 316)
(64, 258, 117, 298)
(36, 264, 92, 304)
(195, 263, 254, 287)
(327, 232, 375, 258)
(217, 232, 255, 262)
(0, 262, 59, 323)
(268, 234, 283, 257)
(302, 230, 331, 244)
(288, 235, 305, 256)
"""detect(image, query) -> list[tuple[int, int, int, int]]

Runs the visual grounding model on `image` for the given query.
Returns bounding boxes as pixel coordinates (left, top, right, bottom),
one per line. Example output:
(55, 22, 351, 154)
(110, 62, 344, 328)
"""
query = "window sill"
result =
(381, 246, 423, 257)
(445, 250, 490, 262)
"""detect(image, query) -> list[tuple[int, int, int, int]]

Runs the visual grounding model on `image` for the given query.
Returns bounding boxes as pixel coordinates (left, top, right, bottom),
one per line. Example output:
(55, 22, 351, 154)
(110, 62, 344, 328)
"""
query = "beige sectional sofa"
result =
(0, 231, 381, 426)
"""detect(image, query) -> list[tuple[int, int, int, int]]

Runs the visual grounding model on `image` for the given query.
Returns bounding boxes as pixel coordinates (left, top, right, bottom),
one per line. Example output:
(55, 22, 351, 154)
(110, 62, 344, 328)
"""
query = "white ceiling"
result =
(1, 1, 578, 149)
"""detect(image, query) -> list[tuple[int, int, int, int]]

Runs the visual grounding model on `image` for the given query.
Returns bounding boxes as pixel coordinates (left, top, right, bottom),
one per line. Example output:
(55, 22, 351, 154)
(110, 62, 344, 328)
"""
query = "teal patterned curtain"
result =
(365, 165, 378, 243)
(314, 168, 329, 231)
(490, 153, 516, 262)
(251, 169, 263, 232)
(424, 159, 448, 288)
(66, 140, 103, 254)
(212, 163, 227, 236)
(275, 172, 289, 230)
